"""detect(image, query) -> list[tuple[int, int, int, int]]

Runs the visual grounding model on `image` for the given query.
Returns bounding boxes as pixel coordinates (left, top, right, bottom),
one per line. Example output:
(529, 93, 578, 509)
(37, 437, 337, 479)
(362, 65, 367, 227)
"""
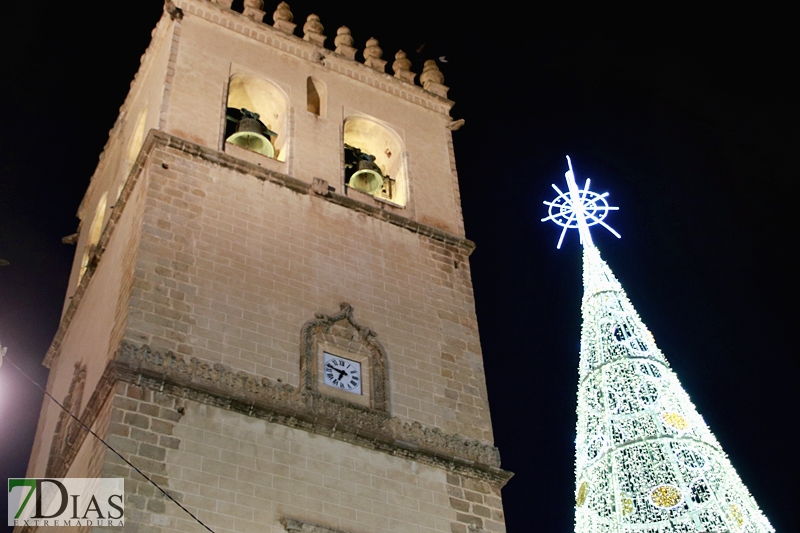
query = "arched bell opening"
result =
(225, 74, 289, 162)
(79, 192, 108, 281)
(119, 107, 148, 202)
(342, 116, 407, 206)
(128, 108, 148, 164)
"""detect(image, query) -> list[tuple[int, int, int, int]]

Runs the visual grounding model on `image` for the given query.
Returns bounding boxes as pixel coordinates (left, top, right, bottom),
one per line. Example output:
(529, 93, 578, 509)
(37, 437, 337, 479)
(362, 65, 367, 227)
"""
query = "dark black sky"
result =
(1, 2, 795, 532)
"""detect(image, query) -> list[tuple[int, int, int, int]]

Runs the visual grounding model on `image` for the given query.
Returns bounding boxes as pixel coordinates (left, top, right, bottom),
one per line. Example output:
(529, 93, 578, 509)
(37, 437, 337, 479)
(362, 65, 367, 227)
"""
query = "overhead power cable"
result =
(2, 351, 217, 533)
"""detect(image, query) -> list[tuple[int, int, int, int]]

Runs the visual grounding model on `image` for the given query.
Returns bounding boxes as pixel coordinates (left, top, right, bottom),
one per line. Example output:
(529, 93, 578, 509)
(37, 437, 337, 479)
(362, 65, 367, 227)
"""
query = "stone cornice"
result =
(153, 131, 476, 252)
(116, 341, 512, 485)
(281, 517, 351, 533)
(173, 0, 454, 115)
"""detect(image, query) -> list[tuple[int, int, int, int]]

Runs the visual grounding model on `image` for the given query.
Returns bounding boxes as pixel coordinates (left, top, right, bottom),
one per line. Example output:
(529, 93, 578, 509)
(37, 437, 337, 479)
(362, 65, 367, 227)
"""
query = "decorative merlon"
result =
(420, 59, 449, 98)
(164, 0, 184, 20)
(302, 14, 325, 46)
(243, 0, 265, 22)
(392, 50, 416, 84)
(363, 37, 386, 72)
(163, 0, 455, 108)
(272, 1, 296, 34)
(333, 26, 356, 60)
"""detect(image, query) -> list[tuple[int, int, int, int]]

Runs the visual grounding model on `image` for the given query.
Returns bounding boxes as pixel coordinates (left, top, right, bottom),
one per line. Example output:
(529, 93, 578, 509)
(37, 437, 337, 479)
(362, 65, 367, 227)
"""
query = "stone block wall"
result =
(100, 381, 506, 533)
(123, 136, 494, 444)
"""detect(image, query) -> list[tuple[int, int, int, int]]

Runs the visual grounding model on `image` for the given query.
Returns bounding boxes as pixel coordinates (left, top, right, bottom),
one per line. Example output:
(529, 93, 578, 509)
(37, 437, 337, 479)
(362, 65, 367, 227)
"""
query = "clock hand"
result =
(326, 363, 348, 379)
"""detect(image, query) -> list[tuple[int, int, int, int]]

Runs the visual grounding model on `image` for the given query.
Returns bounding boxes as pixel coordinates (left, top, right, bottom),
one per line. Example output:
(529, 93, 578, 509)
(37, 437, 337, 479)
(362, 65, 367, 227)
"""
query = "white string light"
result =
(542, 156, 620, 249)
(543, 158, 774, 532)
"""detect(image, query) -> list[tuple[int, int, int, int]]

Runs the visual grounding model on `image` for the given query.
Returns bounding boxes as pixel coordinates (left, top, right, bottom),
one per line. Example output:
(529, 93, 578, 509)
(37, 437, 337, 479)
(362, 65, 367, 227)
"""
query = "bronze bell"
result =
(349, 159, 384, 194)
(226, 109, 276, 158)
(344, 144, 384, 194)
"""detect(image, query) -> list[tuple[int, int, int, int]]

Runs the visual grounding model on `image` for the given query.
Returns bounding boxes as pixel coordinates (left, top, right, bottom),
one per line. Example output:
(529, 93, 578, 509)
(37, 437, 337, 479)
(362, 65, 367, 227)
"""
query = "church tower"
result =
(22, 1, 511, 532)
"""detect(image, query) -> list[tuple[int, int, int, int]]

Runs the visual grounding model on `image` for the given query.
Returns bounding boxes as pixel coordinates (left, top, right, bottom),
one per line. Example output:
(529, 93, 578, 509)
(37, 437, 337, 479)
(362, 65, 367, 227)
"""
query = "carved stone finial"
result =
(420, 59, 444, 85)
(363, 37, 387, 72)
(303, 14, 326, 46)
(363, 38, 382, 59)
(334, 26, 356, 60)
(272, 1, 296, 34)
(420, 59, 449, 97)
(273, 0, 292, 21)
(242, 0, 265, 22)
(164, 0, 184, 20)
(391, 50, 416, 84)
(213, 0, 234, 8)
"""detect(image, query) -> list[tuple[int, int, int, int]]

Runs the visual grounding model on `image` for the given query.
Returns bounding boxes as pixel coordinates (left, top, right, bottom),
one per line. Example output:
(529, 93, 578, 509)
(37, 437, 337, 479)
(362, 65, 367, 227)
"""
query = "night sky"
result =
(0, 2, 794, 532)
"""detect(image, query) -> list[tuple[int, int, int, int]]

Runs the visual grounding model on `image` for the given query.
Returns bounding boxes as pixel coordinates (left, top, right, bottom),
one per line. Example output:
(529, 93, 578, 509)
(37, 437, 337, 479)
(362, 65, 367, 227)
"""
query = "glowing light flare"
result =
(542, 156, 620, 249)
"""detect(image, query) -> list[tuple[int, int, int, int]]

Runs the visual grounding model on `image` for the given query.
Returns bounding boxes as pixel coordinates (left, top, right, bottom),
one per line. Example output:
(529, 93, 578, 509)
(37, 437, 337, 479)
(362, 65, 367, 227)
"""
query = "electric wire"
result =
(2, 352, 217, 533)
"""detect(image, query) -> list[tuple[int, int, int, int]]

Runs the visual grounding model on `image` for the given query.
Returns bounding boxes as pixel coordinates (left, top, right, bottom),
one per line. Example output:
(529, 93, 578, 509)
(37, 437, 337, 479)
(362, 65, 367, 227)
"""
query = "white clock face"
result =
(322, 353, 362, 394)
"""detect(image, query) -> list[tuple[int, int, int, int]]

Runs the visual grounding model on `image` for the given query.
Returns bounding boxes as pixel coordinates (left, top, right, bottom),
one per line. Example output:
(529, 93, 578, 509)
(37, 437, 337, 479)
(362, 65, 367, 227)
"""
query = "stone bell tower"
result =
(23, 1, 511, 532)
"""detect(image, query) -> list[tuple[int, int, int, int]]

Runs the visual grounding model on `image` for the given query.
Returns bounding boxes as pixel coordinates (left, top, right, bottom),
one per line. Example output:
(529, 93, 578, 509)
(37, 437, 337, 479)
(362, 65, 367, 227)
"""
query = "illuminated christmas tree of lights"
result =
(543, 157, 774, 533)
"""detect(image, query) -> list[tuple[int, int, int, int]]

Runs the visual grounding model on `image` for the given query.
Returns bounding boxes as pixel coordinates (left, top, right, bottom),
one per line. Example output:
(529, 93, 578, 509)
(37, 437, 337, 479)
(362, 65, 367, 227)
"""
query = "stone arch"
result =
(225, 73, 290, 162)
(118, 106, 148, 202)
(79, 192, 107, 281)
(343, 115, 407, 206)
(300, 303, 389, 413)
(306, 76, 326, 117)
(46, 362, 87, 477)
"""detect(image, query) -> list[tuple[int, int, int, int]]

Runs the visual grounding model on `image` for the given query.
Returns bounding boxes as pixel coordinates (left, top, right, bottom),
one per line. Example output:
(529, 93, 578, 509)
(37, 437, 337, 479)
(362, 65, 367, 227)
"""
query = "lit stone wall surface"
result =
(25, 155, 150, 480)
(122, 142, 493, 442)
(163, 2, 462, 236)
(99, 383, 506, 533)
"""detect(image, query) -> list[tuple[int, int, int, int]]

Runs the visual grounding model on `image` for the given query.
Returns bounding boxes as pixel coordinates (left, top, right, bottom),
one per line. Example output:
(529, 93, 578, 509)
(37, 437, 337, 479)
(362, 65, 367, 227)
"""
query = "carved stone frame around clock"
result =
(300, 303, 389, 413)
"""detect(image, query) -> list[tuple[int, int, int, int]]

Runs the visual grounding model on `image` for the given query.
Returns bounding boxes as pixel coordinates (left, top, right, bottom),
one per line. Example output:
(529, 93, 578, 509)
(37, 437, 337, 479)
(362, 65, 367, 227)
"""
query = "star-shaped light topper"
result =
(542, 156, 621, 249)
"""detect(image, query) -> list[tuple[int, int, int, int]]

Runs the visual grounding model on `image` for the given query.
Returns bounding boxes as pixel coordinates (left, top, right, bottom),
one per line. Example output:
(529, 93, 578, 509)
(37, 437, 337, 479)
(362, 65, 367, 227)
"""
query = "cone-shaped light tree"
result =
(543, 158, 774, 533)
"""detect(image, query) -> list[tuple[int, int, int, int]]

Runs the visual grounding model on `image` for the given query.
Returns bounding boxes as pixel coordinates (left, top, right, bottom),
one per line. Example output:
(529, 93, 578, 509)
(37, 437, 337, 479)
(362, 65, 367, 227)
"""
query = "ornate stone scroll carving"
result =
(115, 341, 505, 473)
(47, 362, 87, 477)
(281, 517, 350, 533)
(300, 302, 389, 413)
